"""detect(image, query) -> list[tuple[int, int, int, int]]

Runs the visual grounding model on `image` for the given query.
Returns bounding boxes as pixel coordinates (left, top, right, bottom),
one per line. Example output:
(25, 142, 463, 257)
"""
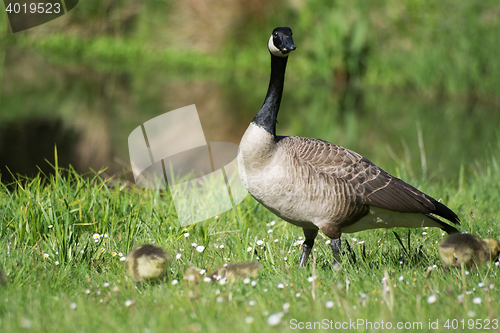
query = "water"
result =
(1, 46, 498, 184)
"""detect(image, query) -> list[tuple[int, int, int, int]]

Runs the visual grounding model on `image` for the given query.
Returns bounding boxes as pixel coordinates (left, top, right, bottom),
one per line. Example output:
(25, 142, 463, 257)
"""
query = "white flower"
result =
(325, 300, 334, 308)
(472, 297, 482, 304)
(219, 244, 224, 249)
(203, 277, 211, 283)
(256, 240, 264, 246)
(103, 282, 110, 287)
(48, 225, 53, 229)
(118, 252, 123, 257)
(245, 316, 254, 324)
(125, 300, 135, 307)
(247, 247, 253, 252)
(85, 289, 91, 294)
(199, 269, 206, 274)
(92, 234, 100, 240)
(325, 240, 331, 245)
(478, 282, 485, 287)
(422, 232, 428, 235)
(120, 257, 126, 261)
(184, 232, 190, 238)
(427, 295, 437, 304)
(274, 239, 279, 243)
(277, 283, 284, 289)
(70, 302, 77, 310)
(249, 300, 255, 306)
(307, 276, 314, 283)
(44, 253, 49, 258)
(267, 312, 284, 326)
(468, 311, 476, 317)
(251, 280, 257, 287)
(191, 243, 198, 247)
(196, 246, 205, 253)
(282, 302, 290, 312)
(295, 292, 301, 297)
(267, 229, 273, 233)
(55, 261, 60, 266)
(216, 296, 223, 303)
(243, 277, 251, 284)
(398, 275, 404, 281)
(171, 279, 179, 285)
(176, 253, 181, 260)
(112, 252, 117, 257)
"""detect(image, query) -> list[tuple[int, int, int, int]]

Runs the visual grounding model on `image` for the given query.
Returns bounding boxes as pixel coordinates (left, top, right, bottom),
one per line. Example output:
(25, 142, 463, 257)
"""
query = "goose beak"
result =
(281, 37, 296, 55)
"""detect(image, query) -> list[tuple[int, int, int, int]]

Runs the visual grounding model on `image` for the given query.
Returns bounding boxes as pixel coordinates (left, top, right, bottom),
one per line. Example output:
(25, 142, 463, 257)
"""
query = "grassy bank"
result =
(0, 147, 499, 332)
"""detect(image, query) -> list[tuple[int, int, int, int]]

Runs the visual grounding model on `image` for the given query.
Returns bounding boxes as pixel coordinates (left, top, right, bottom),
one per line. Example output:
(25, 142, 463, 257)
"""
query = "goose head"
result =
(268, 27, 296, 57)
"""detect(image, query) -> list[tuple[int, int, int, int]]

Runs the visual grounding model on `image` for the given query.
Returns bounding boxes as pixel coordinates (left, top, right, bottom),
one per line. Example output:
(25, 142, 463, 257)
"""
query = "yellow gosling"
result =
(439, 234, 500, 268)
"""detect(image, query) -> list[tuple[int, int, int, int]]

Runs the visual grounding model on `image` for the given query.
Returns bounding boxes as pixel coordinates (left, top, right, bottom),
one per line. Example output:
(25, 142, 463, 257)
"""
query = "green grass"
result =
(1, 148, 500, 333)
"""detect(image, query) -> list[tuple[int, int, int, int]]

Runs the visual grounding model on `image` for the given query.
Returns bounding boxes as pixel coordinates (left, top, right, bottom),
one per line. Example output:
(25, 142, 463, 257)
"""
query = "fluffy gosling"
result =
(208, 262, 262, 282)
(439, 234, 500, 268)
(125, 245, 169, 286)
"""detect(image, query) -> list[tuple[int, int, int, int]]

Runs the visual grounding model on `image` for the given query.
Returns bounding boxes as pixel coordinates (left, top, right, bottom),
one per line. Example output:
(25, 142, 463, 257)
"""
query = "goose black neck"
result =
(252, 54, 289, 137)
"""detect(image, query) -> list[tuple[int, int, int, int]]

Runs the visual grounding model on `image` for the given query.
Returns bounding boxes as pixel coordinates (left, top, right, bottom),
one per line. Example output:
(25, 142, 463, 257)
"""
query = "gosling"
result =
(125, 244, 169, 286)
(438, 234, 500, 268)
(208, 262, 262, 282)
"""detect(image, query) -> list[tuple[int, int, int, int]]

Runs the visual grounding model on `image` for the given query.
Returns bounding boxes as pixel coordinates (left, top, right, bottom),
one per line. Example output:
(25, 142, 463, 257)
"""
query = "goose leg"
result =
(330, 238, 342, 263)
(299, 229, 318, 268)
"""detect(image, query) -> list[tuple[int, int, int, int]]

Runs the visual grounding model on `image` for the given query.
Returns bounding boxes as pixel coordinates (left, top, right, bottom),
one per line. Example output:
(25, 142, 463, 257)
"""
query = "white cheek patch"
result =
(268, 36, 288, 57)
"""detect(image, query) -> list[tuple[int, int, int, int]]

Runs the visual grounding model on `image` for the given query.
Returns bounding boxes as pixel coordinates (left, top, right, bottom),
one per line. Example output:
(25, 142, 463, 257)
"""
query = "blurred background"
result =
(0, 0, 499, 184)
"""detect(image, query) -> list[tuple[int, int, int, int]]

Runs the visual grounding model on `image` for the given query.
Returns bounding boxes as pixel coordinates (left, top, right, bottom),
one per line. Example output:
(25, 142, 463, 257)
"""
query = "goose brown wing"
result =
(277, 136, 460, 225)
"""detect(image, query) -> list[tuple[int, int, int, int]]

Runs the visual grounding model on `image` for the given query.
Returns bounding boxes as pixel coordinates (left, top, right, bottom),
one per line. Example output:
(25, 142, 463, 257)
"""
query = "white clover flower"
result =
(267, 312, 284, 326)
(427, 295, 437, 304)
(325, 300, 334, 308)
(196, 246, 205, 253)
(283, 302, 290, 312)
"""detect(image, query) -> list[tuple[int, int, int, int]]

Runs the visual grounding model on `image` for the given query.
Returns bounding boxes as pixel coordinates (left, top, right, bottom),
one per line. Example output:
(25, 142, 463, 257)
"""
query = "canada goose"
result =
(237, 27, 460, 267)
(125, 245, 169, 286)
(208, 262, 262, 282)
(439, 234, 500, 268)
